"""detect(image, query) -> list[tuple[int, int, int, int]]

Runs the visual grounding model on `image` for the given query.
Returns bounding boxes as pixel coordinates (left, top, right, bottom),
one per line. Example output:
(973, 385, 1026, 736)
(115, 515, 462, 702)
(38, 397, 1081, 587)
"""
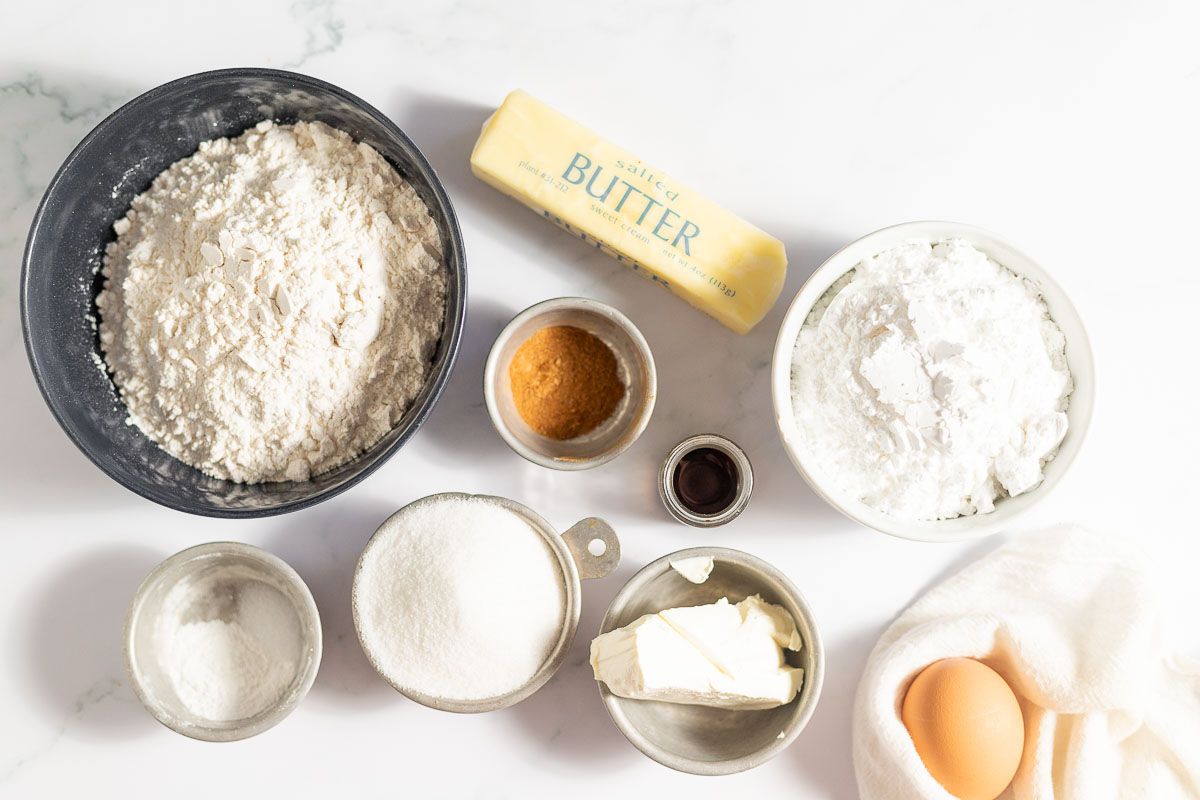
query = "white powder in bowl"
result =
(353, 496, 567, 702)
(156, 567, 302, 722)
(96, 120, 447, 483)
(790, 239, 1073, 520)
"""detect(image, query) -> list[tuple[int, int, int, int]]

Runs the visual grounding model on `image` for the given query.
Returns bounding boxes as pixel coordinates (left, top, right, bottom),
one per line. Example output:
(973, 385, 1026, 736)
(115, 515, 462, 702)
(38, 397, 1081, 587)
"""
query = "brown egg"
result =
(901, 658, 1024, 800)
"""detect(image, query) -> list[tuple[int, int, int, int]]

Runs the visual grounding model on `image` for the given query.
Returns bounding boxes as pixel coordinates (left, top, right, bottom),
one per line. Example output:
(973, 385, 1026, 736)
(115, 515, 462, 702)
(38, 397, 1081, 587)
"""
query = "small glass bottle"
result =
(658, 434, 753, 527)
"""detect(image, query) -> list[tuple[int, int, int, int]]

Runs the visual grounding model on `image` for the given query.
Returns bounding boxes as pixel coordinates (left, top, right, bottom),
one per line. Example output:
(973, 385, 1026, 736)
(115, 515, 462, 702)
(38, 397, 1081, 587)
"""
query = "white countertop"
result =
(3, 2, 1199, 797)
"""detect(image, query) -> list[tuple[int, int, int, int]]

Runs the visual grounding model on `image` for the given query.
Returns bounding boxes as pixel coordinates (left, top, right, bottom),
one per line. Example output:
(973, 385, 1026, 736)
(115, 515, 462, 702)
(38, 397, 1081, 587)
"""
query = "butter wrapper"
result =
(470, 90, 787, 334)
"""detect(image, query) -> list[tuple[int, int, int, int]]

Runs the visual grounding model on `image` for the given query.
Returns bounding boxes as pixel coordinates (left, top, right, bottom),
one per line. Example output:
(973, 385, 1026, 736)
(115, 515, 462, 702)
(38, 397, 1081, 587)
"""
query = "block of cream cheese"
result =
(470, 91, 788, 334)
(590, 595, 803, 709)
(669, 556, 714, 584)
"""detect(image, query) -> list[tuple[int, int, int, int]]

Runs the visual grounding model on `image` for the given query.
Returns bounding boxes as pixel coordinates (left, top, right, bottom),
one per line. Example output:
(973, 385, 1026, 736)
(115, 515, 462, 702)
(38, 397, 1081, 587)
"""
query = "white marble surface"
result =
(2, 1, 1199, 797)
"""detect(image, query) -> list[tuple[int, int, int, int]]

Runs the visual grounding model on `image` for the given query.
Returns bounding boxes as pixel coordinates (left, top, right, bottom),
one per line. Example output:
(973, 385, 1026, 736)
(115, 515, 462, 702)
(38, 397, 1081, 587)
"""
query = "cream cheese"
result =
(669, 556, 715, 584)
(589, 595, 803, 709)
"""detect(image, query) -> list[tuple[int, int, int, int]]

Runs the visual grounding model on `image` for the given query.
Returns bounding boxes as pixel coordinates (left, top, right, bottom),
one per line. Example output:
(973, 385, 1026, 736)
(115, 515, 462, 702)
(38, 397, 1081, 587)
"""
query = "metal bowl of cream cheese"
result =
(594, 547, 825, 776)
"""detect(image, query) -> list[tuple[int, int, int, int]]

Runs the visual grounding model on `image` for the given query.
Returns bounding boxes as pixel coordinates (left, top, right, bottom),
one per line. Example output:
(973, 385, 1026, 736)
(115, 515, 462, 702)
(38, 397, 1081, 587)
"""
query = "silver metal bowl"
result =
(484, 297, 656, 470)
(352, 492, 620, 712)
(124, 542, 322, 741)
(595, 547, 824, 775)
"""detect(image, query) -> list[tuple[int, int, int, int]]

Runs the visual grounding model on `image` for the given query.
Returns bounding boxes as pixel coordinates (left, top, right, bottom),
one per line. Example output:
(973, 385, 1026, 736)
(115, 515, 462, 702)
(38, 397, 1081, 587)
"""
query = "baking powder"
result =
(157, 567, 301, 722)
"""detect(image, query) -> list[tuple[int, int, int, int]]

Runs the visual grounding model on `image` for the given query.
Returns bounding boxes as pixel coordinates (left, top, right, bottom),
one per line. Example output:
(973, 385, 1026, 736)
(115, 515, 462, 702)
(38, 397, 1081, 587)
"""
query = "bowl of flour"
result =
(771, 222, 1094, 542)
(21, 69, 466, 516)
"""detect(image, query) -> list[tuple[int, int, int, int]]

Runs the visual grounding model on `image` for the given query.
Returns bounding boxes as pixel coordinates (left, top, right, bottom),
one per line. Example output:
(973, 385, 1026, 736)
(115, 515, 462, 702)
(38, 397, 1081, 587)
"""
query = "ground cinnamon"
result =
(508, 325, 625, 440)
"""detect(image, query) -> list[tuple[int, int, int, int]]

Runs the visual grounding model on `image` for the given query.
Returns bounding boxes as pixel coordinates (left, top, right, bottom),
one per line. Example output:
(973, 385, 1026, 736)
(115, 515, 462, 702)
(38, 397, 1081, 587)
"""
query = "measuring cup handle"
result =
(561, 518, 620, 580)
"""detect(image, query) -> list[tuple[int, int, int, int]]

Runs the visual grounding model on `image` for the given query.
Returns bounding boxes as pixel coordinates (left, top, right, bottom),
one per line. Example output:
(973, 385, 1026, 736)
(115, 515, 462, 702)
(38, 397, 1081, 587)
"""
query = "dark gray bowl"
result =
(20, 68, 466, 517)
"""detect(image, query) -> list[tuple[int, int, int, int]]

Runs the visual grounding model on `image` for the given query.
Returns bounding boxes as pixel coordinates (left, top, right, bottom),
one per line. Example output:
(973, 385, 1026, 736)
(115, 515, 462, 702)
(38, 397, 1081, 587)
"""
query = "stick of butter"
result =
(470, 91, 788, 334)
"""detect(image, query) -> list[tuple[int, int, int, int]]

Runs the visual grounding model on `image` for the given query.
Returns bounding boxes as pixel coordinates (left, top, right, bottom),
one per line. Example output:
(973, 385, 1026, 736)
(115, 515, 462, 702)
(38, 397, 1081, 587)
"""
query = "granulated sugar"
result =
(353, 496, 566, 701)
(157, 567, 302, 721)
(790, 239, 1073, 520)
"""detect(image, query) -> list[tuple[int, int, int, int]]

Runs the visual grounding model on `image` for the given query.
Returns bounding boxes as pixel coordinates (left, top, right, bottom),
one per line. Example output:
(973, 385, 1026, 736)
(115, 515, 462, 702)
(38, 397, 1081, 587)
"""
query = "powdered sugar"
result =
(96, 120, 447, 483)
(790, 239, 1073, 520)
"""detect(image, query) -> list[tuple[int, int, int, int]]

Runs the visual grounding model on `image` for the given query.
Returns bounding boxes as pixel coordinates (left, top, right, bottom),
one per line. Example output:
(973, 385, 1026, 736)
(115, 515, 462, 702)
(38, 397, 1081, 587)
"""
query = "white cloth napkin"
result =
(853, 526, 1200, 800)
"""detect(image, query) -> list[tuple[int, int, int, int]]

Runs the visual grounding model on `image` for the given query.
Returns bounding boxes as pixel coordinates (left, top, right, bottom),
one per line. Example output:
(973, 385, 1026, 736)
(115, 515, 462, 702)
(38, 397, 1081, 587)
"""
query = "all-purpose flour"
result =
(97, 120, 447, 483)
(790, 239, 1073, 520)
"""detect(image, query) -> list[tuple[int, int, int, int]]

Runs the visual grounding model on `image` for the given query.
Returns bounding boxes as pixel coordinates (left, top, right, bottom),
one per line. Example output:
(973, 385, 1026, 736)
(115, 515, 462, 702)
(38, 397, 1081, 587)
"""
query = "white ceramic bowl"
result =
(771, 221, 1095, 542)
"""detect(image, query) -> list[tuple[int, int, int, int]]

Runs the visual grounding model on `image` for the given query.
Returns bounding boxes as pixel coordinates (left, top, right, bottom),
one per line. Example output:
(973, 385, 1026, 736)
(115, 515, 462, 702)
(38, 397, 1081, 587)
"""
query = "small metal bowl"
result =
(658, 434, 754, 527)
(595, 547, 824, 776)
(124, 542, 322, 741)
(352, 492, 620, 712)
(484, 298, 656, 470)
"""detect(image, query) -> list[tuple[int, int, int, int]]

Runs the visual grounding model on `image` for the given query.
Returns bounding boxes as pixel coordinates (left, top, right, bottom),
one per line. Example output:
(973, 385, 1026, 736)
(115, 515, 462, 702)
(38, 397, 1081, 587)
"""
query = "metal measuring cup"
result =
(351, 492, 620, 712)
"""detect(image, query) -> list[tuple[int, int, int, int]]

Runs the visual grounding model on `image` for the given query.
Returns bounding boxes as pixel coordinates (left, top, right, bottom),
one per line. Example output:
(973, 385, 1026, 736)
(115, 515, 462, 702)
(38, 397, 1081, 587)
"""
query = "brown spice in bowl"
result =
(509, 326, 625, 440)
